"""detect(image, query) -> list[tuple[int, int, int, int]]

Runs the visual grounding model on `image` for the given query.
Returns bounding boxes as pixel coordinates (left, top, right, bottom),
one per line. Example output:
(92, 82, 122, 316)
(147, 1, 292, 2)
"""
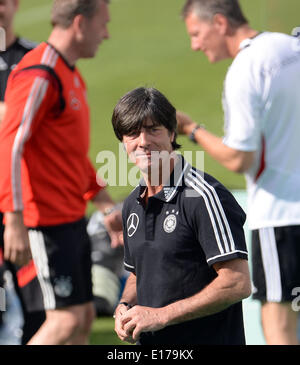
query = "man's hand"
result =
(92, 189, 124, 248)
(114, 303, 135, 344)
(120, 305, 167, 343)
(103, 210, 123, 248)
(176, 111, 198, 135)
(4, 212, 32, 266)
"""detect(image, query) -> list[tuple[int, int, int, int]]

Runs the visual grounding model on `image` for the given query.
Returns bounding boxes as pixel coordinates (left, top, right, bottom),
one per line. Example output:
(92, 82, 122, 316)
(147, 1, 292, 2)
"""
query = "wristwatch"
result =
(189, 124, 205, 143)
(103, 205, 118, 216)
(119, 301, 132, 308)
(113, 301, 132, 318)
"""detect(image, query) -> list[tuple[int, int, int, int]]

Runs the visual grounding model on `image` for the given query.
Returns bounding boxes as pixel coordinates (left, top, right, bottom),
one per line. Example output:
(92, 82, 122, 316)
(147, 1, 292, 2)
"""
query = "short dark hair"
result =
(51, 0, 109, 28)
(182, 0, 248, 28)
(112, 87, 181, 150)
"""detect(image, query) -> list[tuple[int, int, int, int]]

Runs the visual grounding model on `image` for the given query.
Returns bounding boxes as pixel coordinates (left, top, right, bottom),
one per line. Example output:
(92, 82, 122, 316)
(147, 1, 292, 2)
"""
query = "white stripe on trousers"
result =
(28, 230, 56, 310)
(259, 227, 282, 302)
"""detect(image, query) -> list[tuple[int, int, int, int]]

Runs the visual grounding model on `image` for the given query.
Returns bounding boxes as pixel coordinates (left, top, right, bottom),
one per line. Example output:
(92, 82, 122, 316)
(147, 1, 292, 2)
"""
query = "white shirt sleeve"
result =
(222, 55, 262, 152)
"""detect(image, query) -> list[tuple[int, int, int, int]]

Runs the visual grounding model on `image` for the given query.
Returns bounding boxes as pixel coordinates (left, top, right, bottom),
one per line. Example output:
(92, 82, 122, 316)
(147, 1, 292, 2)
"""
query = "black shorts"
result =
(27, 217, 93, 310)
(251, 225, 300, 302)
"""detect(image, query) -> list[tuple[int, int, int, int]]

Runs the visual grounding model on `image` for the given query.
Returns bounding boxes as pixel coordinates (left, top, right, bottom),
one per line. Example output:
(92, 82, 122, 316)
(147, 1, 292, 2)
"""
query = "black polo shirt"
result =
(122, 156, 248, 345)
(0, 37, 37, 101)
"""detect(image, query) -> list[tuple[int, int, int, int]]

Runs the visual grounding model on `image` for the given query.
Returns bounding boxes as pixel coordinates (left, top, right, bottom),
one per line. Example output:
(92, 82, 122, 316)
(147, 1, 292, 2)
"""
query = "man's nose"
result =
(103, 27, 110, 40)
(138, 131, 150, 147)
(191, 39, 201, 51)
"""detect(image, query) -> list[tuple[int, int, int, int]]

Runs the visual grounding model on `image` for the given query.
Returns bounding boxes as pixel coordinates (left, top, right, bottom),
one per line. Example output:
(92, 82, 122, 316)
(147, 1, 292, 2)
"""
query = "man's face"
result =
(122, 120, 175, 174)
(79, 0, 110, 58)
(185, 11, 228, 63)
(0, 0, 18, 30)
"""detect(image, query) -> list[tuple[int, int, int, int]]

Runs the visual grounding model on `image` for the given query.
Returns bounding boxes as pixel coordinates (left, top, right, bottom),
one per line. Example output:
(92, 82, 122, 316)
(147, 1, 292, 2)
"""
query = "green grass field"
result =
(90, 316, 124, 345)
(13, 0, 300, 345)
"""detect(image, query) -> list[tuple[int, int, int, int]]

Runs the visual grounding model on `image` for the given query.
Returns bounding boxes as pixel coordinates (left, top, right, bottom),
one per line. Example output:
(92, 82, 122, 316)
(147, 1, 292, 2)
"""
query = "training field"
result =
(14, 0, 300, 345)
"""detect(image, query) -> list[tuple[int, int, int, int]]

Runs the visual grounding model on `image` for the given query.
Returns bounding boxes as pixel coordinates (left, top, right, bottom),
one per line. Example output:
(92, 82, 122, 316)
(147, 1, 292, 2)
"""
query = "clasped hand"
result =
(114, 305, 166, 343)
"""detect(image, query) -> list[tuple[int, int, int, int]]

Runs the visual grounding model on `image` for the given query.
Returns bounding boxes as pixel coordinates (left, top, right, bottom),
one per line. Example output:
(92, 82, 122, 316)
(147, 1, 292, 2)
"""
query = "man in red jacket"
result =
(0, 0, 39, 344)
(0, 0, 122, 345)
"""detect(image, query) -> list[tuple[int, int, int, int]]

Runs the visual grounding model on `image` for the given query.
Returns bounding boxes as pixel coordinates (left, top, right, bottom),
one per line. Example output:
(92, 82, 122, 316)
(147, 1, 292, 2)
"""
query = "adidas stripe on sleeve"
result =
(185, 169, 248, 266)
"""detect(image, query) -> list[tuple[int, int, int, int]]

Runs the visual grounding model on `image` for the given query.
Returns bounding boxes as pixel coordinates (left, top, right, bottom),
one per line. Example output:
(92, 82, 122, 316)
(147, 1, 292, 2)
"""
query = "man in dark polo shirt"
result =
(112, 87, 251, 345)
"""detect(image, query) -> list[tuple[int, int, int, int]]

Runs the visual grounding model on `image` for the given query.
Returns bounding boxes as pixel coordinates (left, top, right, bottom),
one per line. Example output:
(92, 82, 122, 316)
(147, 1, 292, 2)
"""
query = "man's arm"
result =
(3, 211, 31, 266)
(0, 102, 6, 125)
(0, 69, 61, 265)
(163, 258, 251, 324)
(120, 258, 251, 342)
(114, 273, 137, 343)
(84, 158, 123, 248)
(91, 189, 123, 248)
(91, 187, 116, 212)
(176, 111, 255, 173)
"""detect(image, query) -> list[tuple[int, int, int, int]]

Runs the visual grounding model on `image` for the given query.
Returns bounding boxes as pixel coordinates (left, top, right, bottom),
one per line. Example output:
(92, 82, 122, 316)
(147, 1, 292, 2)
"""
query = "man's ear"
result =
(14, 0, 20, 12)
(171, 132, 175, 143)
(168, 130, 175, 143)
(213, 13, 229, 35)
(72, 14, 85, 41)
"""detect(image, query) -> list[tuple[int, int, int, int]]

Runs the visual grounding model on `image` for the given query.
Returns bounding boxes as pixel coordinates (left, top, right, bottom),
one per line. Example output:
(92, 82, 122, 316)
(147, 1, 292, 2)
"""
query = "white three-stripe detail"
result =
(185, 169, 236, 256)
(11, 45, 59, 210)
(259, 227, 282, 302)
(192, 169, 236, 251)
(41, 45, 58, 68)
(11, 77, 49, 210)
(188, 173, 230, 252)
(28, 230, 56, 310)
(186, 177, 225, 255)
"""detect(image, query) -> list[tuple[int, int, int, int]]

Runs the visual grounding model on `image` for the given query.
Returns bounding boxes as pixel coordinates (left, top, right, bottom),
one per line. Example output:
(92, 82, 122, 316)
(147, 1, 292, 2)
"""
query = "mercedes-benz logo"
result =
(127, 213, 139, 237)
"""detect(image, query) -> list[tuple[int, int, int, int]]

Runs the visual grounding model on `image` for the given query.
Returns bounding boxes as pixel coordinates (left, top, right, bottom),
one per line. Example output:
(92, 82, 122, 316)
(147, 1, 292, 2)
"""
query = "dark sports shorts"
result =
(27, 217, 93, 310)
(251, 225, 300, 302)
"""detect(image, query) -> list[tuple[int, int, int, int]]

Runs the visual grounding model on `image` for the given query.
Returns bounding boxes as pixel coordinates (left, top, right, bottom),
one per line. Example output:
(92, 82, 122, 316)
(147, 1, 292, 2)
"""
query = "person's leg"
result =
(21, 310, 46, 344)
(252, 226, 300, 345)
(17, 267, 47, 344)
(261, 302, 299, 345)
(27, 301, 95, 345)
(26, 218, 95, 345)
(66, 301, 95, 345)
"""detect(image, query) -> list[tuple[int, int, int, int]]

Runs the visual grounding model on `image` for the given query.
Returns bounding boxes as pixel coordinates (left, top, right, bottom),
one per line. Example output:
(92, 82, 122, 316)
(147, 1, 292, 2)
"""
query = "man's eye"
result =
(128, 131, 139, 138)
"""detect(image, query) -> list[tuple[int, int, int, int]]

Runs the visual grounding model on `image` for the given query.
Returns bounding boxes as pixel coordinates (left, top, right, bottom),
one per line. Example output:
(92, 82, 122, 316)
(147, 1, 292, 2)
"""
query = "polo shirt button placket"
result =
(145, 199, 155, 241)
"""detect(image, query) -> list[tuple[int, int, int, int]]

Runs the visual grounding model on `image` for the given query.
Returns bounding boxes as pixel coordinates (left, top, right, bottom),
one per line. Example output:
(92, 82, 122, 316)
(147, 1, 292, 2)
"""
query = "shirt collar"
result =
(46, 41, 75, 71)
(3, 37, 19, 52)
(238, 32, 264, 51)
(136, 154, 191, 204)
